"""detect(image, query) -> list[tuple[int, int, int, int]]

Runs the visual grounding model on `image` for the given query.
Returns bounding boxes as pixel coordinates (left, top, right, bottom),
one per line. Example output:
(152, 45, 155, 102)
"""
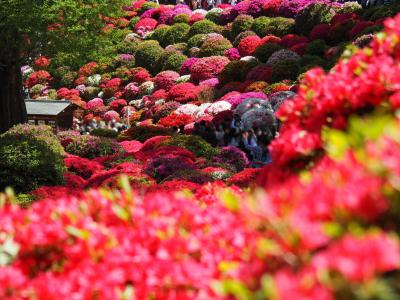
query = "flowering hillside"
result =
(2, 0, 400, 299)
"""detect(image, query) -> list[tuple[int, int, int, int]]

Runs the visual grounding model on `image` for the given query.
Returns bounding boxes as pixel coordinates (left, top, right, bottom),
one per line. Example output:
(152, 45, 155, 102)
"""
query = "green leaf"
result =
(323, 222, 343, 238)
(221, 189, 240, 212)
(65, 225, 90, 240)
(112, 204, 130, 222)
(0, 235, 19, 266)
(261, 275, 278, 300)
(212, 279, 252, 300)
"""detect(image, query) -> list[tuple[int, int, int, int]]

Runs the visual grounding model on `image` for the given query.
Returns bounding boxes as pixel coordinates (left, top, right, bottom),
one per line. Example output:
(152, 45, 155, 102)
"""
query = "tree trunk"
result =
(0, 63, 27, 133)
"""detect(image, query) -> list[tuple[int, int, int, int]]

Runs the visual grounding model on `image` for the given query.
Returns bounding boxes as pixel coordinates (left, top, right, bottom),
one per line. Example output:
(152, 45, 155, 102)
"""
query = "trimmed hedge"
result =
(0, 125, 65, 193)
(134, 40, 164, 74)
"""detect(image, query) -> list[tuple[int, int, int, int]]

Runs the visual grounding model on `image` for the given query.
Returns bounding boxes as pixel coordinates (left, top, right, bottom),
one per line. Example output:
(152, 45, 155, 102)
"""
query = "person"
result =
(172, 126, 179, 134)
(203, 124, 217, 147)
(230, 114, 244, 133)
(215, 124, 225, 146)
(179, 125, 185, 134)
(228, 132, 240, 147)
(193, 122, 201, 136)
(242, 130, 263, 161)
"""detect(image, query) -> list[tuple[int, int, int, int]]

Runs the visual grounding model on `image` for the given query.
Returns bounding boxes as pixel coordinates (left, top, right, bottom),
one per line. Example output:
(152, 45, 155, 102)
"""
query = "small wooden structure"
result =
(25, 99, 75, 132)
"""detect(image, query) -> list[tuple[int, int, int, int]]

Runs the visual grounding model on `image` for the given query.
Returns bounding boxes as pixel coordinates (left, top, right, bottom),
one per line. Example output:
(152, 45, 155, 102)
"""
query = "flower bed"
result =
(3, 2, 400, 299)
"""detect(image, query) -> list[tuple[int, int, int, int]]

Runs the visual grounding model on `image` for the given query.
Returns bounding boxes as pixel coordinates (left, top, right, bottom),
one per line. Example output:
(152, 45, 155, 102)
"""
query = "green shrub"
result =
(162, 52, 188, 72)
(295, 3, 334, 35)
(0, 124, 65, 193)
(150, 25, 170, 45)
(162, 169, 214, 184)
(65, 135, 124, 159)
(187, 34, 207, 49)
(299, 54, 326, 72)
(251, 17, 271, 37)
(118, 125, 173, 143)
(187, 20, 218, 38)
(306, 39, 328, 56)
(139, 1, 159, 14)
(335, 1, 362, 14)
(161, 135, 220, 160)
(90, 128, 119, 139)
(221, 23, 234, 41)
(233, 30, 257, 47)
(134, 40, 164, 74)
(81, 86, 101, 101)
(162, 23, 190, 47)
(218, 60, 257, 85)
(198, 36, 232, 57)
(271, 59, 301, 82)
(16, 194, 38, 208)
(206, 9, 223, 24)
(254, 43, 283, 63)
(52, 66, 77, 88)
(357, 25, 384, 37)
(252, 17, 294, 37)
(165, 43, 187, 53)
(361, 4, 400, 22)
(129, 16, 140, 30)
(174, 13, 190, 24)
(231, 15, 254, 37)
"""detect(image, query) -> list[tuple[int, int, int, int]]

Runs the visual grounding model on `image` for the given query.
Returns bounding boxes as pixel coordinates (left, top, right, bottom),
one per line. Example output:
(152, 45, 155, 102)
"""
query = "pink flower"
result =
(86, 98, 105, 110)
(314, 233, 400, 282)
(103, 110, 121, 122)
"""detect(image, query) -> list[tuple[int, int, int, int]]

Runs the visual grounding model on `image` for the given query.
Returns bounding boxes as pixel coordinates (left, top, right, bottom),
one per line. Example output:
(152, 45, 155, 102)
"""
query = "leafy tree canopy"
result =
(0, 0, 131, 69)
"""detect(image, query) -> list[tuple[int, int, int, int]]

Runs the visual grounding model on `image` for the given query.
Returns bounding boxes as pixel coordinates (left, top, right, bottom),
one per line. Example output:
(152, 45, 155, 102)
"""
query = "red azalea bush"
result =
(65, 156, 103, 179)
(269, 14, 400, 170)
(131, 68, 152, 84)
(25, 70, 52, 88)
(34, 56, 50, 69)
(226, 168, 260, 187)
(280, 34, 308, 47)
(78, 62, 98, 77)
(135, 17, 158, 31)
(109, 98, 127, 111)
(167, 82, 200, 103)
(237, 35, 262, 56)
(158, 113, 194, 127)
(190, 56, 230, 82)
(154, 71, 180, 90)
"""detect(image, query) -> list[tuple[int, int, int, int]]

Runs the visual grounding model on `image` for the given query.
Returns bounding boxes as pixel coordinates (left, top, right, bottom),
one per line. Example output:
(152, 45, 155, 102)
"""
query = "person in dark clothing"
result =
(357, 0, 392, 7)
(179, 125, 185, 134)
(202, 124, 218, 147)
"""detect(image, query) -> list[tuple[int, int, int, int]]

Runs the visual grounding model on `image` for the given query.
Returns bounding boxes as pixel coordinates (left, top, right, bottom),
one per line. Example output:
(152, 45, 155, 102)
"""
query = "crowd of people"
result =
(74, 113, 274, 167)
(73, 118, 128, 135)
(173, 115, 274, 167)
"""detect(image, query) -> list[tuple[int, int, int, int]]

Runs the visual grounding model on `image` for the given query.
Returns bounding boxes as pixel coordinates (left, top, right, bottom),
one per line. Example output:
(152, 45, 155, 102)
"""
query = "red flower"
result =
(158, 113, 195, 127)
(310, 24, 331, 41)
(65, 156, 103, 179)
(78, 62, 98, 77)
(238, 35, 262, 56)
(167, 83, 200, 103)
(34, 56, 50, 69)
(227, 168, 260, 187)
(280, 34, 308, 48)
(135, 17, 158, 31)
